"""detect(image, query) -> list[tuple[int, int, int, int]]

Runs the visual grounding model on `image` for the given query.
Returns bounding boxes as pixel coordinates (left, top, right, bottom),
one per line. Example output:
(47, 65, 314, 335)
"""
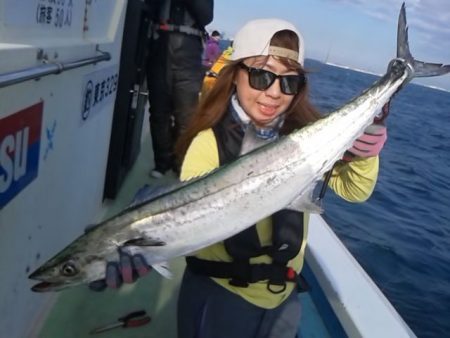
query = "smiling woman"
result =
(169, 17, 385, 338)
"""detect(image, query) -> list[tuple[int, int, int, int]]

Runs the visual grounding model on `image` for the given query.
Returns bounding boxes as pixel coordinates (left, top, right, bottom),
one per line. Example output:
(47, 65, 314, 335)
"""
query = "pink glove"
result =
(348, 123, 387, 158)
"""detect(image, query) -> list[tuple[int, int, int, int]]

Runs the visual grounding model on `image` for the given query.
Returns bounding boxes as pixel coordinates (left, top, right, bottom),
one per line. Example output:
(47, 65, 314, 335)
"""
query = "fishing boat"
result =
(0, 1, 416, 337)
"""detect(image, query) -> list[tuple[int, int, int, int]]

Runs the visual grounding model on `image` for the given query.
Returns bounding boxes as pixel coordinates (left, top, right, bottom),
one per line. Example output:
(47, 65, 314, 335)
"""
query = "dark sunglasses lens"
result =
(249, 69, 275, 90)
(281, 74, 306, 95)
(245, 64, 307, 95)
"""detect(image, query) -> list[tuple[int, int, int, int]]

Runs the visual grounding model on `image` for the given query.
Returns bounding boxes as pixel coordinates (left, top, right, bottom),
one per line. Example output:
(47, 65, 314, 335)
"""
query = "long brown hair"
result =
(175, 30, 322, 162)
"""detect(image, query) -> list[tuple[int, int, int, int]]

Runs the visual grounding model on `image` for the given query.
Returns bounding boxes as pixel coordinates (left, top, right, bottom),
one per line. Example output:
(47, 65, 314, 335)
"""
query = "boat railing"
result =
(0, 48, 111, 89)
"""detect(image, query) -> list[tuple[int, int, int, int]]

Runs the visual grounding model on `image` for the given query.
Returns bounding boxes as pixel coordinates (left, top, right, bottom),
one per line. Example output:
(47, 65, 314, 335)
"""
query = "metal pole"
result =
(0, 52, 111, 89)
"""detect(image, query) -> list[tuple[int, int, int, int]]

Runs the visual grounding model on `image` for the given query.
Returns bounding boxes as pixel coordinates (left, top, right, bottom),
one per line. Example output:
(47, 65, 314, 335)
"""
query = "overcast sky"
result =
(207, 0, 450, 91)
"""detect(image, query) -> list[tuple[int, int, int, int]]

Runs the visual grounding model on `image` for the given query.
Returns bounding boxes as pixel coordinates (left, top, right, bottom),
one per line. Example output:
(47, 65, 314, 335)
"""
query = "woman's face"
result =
(235, 56, 297, 127)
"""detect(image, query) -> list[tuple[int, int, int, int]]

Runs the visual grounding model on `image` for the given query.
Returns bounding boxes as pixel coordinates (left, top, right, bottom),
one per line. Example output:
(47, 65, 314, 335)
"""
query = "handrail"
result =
(0, 51, 111, 89)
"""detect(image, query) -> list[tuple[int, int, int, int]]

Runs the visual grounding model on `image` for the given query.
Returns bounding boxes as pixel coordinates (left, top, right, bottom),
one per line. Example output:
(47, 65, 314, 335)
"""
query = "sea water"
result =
(305, 59, 450, 338)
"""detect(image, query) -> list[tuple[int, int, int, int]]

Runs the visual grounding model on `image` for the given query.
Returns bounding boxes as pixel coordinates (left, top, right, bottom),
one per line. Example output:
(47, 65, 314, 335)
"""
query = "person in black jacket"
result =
(147, 0, 213, 177)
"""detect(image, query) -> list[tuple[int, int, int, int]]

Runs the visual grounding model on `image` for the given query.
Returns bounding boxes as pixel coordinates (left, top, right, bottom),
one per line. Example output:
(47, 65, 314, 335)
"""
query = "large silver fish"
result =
(29, 3, 450, 292)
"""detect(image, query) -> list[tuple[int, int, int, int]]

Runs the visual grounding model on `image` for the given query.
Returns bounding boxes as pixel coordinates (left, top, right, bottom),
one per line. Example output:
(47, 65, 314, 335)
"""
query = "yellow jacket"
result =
(201, 46, 233, 96)
(180, 128, 379, 309)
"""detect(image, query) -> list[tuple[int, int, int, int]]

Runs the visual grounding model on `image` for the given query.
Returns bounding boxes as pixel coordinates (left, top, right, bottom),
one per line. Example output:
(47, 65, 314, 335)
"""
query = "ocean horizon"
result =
(323, 60, 450, 93)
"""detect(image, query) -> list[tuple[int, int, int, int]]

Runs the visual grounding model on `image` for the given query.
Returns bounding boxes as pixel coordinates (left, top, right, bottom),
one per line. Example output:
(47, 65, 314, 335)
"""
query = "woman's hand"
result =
(88, 250, 151, 291)
(348, 123, 387, 158)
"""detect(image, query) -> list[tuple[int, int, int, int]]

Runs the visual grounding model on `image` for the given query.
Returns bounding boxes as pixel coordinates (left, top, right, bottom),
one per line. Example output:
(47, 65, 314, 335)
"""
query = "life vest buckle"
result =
(267, 280, 287, 294)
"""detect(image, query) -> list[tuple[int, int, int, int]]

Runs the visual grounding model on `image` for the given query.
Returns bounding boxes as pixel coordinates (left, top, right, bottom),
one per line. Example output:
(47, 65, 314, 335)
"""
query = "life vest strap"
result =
(185, 256, 309, 293)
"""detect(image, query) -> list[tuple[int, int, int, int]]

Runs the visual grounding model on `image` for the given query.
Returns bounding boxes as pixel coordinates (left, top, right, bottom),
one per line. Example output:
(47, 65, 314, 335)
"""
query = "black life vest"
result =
(185, 111, 307, 293)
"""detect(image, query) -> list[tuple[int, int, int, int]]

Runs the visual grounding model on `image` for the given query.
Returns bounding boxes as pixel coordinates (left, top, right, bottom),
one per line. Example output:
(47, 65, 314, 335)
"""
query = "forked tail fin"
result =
(397, 2, 450, 78)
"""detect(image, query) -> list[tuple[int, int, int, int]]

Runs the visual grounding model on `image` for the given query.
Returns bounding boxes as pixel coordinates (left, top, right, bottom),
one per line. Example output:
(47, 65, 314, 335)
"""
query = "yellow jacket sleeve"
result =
(180, 129, 219, 181)
(328, 156, 379, 202)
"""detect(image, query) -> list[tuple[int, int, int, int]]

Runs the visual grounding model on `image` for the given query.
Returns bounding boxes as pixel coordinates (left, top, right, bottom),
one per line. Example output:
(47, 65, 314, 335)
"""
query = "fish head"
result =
(29, 239, 107, 292)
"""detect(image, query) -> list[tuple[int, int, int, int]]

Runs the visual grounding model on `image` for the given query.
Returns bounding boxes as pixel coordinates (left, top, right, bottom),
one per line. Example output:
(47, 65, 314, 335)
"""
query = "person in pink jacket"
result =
(202, 30, 221, 70)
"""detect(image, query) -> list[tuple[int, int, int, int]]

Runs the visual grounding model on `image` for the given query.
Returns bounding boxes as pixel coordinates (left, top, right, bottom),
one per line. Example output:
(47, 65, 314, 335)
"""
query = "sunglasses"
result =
(239, 63, 306, 95)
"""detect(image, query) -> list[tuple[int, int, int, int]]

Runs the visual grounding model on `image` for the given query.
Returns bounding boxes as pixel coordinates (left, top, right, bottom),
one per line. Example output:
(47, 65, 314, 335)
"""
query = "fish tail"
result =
(397, 2, 450, 78)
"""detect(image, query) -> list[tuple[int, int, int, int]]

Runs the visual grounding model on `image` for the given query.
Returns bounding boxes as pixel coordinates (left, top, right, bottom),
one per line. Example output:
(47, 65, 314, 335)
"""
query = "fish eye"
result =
(61, 261, 78, 276)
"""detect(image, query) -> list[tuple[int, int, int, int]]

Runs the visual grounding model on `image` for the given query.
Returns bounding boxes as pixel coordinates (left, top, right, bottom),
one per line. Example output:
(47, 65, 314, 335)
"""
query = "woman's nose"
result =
(265, 78, 282, 97)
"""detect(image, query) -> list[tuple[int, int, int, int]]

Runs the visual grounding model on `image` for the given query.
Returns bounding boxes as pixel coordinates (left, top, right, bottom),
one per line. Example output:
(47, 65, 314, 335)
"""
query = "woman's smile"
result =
(258, 101, 279, 118)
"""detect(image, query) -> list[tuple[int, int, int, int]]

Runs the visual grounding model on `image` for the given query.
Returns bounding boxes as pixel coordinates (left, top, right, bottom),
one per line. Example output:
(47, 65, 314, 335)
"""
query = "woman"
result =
(174, 18, 386, 338)
(91, 18, 387, 338)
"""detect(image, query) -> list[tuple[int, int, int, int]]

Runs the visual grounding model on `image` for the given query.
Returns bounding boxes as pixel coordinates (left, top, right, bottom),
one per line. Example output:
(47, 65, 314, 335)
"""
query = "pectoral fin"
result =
(286, 185, 323, 214)
(152, 262, 173, 279)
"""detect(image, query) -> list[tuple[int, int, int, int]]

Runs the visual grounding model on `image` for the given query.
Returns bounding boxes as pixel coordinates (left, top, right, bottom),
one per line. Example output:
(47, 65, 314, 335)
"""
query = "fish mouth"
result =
(29, 268, 65, 292)
(31, 281, 67, 292)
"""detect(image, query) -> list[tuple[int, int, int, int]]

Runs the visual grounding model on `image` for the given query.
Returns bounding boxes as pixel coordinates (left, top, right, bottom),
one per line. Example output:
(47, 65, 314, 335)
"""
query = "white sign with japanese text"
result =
(81, 64, 119, 123)
(3, 0, 76, 29)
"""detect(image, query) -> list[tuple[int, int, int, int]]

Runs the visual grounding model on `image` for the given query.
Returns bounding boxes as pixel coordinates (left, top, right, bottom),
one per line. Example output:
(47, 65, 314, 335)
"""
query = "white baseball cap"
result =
(231, 18, 305, 65)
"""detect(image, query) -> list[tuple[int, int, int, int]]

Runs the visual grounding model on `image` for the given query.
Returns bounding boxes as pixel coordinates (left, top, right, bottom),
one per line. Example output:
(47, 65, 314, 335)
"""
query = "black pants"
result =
(177, 268, 302, 338)
(147, 33, 203, 171)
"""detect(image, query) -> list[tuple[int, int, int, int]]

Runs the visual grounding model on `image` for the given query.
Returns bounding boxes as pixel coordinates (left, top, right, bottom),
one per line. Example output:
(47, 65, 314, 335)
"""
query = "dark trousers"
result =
(177, 268, 302, 338)
(147, 33, 203, 171)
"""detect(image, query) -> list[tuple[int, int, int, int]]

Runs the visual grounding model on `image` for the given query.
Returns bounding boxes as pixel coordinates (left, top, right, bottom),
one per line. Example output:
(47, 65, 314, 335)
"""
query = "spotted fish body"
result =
(29, 4, 450, 292)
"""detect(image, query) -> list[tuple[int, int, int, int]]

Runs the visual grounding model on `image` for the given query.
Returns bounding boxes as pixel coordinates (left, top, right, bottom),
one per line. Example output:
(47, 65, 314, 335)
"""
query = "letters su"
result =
(0, 128, 29, 193)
